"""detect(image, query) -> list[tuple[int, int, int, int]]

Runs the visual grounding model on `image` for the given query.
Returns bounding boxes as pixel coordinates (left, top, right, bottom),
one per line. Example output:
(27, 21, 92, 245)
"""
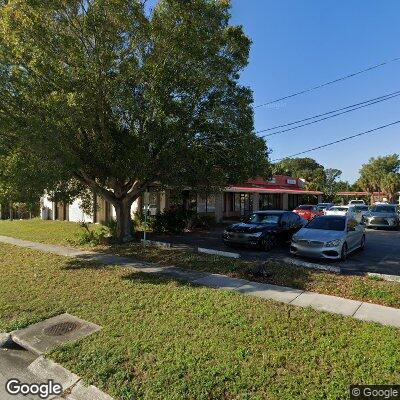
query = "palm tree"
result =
(382, 173, 400, 203)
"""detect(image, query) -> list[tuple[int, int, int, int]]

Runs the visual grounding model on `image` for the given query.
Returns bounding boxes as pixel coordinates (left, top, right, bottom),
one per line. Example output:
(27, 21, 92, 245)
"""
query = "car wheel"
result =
(359, 235, 365, 250)
(262, 235, 276, 252)
(340, 243, 348, 261)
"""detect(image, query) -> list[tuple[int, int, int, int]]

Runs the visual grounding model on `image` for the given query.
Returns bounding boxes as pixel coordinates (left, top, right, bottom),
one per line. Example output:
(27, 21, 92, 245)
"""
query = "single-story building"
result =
(40, 175, 323, 223)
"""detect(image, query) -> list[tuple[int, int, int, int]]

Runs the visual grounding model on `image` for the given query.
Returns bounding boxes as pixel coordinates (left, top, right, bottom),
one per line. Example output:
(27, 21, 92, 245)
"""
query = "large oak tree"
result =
(0, 0, 269, 241)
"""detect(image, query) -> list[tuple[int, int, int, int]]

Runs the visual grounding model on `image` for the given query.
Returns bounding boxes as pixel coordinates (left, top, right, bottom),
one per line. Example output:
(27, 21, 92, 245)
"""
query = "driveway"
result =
(147, 227, 400, 277)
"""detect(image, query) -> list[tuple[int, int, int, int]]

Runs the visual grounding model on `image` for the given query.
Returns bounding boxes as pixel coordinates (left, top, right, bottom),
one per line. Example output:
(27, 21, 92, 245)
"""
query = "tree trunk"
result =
(9, 202, 13, 221)
(114, 199, 133, 243)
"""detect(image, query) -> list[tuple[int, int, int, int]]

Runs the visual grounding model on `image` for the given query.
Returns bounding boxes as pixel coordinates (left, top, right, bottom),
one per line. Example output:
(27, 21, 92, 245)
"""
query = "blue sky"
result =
(230, 0, 400, 182)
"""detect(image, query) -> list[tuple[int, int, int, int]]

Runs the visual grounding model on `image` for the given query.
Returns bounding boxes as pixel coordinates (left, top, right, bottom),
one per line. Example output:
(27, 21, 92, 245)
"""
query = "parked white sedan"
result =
(290, 216, 365, 261)
(324, 206, 349, 216)
(350, 205, 369, 223)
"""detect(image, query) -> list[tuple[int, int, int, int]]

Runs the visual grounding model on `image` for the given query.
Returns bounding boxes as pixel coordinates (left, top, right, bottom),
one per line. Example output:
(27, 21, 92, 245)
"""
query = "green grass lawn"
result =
(0, 218, 99, 246)
(0, 243, 399, 400)
(0, 219, 399, 308)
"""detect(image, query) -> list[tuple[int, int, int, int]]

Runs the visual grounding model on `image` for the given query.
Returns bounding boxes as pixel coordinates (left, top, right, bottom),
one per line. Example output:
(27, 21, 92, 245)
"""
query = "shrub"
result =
(75, 222, 110, 245)
(150, 208, 216, 234)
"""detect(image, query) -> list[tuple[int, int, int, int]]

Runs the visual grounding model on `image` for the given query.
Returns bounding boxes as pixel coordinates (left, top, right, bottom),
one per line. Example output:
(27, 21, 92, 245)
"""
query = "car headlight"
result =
(249, 232, 263, 238)
(387, 218, 397, 224)
(325, 239, 342, 247)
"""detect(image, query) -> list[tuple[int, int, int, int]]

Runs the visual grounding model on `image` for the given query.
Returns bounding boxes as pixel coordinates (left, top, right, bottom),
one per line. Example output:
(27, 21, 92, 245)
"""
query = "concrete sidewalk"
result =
(1, 235, 399, 328)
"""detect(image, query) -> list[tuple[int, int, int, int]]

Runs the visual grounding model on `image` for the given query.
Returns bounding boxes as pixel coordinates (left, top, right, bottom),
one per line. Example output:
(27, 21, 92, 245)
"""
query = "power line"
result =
(259, 91, 400, 138)
(256, 89, 400, 134)
(254, 56, 400, 108)
(272, 120, 400, 162)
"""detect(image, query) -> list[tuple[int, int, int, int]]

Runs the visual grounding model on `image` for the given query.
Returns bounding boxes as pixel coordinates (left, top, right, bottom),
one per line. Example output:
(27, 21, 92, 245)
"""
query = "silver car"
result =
(363, 204, 400, 229)
(290, 216, 365, 261)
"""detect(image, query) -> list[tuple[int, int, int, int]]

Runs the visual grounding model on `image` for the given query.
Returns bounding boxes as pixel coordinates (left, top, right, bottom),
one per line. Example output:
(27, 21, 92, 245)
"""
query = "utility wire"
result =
(254, 56, 400, 108)
(256, 89, 400, 134)
(272, 120, 400, 162)
(260, 91, 400, 138)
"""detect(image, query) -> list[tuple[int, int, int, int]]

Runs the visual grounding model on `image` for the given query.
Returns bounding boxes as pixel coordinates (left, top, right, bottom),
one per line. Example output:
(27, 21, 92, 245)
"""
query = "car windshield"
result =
(369, 205, 396, 213)
(297, 205, 313, 210)
(329, 207, 348, 212)
(247, 213, 280, 224)
(306, 217, 345, 231)
(353, 206, 368, 211)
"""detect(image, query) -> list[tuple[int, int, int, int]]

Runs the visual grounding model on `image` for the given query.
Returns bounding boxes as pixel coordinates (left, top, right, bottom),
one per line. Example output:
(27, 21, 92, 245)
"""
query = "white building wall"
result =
(40, 195, 55, 220)
(68, 199, 94, 223)
(40, 194, 141, 224)
(131, 198, 140, 214)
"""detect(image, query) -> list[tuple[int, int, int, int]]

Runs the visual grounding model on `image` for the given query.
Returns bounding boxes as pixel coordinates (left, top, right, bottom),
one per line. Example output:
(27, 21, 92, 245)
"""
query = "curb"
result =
(28, 356, 115, 400)
(28, 356, 80, 396)
(0, 332, 11, 347)
(62, 380, 115, 400)
(197, 247, 240, 259)
(279, 256, 341, 273)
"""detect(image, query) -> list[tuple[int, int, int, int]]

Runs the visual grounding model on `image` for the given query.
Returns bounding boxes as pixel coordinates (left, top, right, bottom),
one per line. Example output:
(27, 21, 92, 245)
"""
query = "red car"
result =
(293, 205, 322, 221)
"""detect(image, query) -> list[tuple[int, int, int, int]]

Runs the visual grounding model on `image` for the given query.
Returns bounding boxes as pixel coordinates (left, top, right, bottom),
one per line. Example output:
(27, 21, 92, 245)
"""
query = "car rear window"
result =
(330, 207, 348, 212)
(353, 206, 368, 211)
(370, 205, 396, 213)
(297, 205, 313, 210)
(306, 217, 345, 231)
(248, 214, 280, 224)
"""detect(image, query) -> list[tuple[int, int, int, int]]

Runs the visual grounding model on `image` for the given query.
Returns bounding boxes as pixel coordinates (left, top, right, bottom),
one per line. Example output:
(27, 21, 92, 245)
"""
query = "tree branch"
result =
(74, 170, 117, 204)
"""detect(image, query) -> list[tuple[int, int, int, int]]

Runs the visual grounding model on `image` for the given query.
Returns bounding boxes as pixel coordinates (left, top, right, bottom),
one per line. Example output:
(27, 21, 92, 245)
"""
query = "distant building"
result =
(337, 191, 400, 205)
(40, 175, 323, 223)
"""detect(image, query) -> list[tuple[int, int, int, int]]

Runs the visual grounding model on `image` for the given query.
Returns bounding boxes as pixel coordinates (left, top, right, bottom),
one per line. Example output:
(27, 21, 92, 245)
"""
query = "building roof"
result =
(225, 186, 323, 195)
(226, 175, 323, 195)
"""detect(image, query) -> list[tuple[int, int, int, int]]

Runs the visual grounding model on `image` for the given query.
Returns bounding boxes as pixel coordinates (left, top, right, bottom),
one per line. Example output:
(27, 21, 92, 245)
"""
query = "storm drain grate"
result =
(43, 321, 81, 336)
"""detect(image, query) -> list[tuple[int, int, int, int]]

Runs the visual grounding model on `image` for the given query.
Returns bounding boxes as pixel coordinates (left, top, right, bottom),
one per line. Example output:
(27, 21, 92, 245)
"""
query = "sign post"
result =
(143, 190, 149, 244)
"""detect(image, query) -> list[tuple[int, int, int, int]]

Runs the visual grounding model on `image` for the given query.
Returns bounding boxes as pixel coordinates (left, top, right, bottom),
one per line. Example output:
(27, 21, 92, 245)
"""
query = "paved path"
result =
(1, 235, 399, 328)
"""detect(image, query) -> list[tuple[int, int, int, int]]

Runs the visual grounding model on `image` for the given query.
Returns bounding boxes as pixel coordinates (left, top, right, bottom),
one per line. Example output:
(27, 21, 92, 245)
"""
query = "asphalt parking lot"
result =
(148, 227, 400, 277)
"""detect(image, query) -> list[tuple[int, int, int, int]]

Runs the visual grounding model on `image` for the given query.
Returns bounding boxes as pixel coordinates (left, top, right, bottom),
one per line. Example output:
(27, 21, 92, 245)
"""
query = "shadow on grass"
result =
(61, 251, 320, 293)
(120, 270, 195, 288)
(62, 258, 118, 270)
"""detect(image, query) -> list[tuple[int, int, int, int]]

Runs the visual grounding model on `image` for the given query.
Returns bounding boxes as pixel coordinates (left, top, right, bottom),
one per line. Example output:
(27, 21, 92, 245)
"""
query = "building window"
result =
(288, 194, 318, 210)
(259, 194, 282, 210)
(197, 194, 215, 214)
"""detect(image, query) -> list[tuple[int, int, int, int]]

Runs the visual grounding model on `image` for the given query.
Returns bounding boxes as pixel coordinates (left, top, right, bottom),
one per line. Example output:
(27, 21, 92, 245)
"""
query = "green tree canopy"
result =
(382, 172, 400, 202)
(357, 154, 400, 200)
(0, 0, 269, 240)
(272, 157, 326, 191)
(321, 168, 342, 201)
